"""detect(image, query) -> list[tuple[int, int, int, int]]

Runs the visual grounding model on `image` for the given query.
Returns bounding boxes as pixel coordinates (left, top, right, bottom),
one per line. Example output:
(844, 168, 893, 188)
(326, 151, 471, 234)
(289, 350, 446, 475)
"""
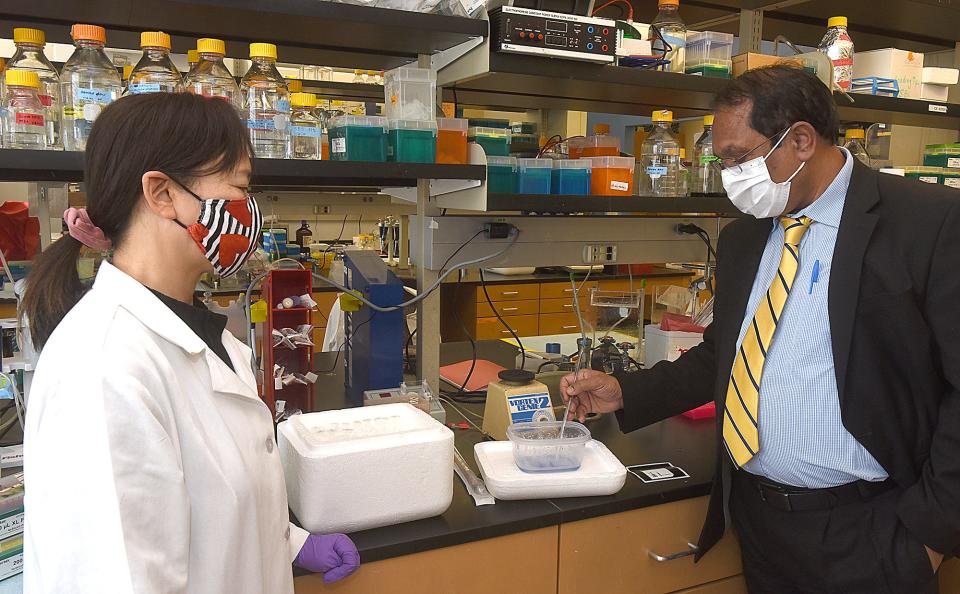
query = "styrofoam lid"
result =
(285, 403, 449, 453)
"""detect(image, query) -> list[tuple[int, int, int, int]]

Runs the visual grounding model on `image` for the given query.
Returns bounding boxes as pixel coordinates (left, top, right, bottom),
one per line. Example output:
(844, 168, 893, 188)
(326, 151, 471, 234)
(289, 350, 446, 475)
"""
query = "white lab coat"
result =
(24, 262, 310, 593)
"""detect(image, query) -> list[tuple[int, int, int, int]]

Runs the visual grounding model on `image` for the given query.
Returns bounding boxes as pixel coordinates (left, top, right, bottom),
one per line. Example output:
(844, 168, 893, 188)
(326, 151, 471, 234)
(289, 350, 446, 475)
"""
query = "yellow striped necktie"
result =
(723, 215, 813, 467)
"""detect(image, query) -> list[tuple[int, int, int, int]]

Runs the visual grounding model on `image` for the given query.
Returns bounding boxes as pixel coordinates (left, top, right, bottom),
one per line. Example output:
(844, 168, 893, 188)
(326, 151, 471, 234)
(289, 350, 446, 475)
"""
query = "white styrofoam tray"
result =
(474, 440, 626, 500)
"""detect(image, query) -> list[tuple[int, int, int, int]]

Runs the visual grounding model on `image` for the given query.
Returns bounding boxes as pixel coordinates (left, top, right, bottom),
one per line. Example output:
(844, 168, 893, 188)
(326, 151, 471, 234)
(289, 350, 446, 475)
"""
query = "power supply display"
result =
(490, 6, 618, 64)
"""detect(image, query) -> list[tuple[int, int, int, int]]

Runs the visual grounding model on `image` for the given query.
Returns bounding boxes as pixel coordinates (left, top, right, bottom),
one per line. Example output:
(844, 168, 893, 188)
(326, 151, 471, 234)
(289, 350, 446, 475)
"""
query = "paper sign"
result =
(627, 462, 689, 483)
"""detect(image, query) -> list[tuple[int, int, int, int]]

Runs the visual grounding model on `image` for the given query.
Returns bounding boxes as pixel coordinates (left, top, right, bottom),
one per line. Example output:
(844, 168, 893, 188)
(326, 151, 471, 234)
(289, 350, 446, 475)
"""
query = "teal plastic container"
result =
(488, 156, 518, 193)
(388, 120, 438, 163)
(551, 160, 592, 194)
(469, 126, 511, 157)
(517, 158, 553, 194)
(329, 115, 388, 161)
(923, 144, 960, 168)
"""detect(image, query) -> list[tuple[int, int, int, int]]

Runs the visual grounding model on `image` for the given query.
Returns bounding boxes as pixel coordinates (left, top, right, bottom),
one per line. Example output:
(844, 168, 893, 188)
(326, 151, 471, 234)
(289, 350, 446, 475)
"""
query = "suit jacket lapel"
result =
(829, 161, 880, 405)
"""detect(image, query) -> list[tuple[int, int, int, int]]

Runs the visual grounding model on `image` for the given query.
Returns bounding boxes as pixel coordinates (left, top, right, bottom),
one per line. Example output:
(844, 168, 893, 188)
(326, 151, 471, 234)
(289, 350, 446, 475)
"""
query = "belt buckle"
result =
(758, 484, 793, 511)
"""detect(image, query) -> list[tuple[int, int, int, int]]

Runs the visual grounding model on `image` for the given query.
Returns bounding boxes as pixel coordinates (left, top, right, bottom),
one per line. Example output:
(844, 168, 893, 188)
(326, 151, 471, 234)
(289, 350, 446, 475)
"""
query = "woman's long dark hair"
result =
(21, 92, 252, 349)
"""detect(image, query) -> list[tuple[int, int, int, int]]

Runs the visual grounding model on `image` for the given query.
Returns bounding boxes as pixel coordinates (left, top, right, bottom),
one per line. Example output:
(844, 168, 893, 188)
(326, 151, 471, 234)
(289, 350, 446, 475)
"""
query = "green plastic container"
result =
(511, 121, 537, 135)
(904, 166, 943, 185)
(469, 126, 511, 157)
(922, 144, 960, 169)
(468, 118, 510, 129)
(328, 115, 388, 161)
(487, 156, 518, 193)
(685, 63, 732, 78)
(388, 120, 438, 163)
(942, 168, 960, 190)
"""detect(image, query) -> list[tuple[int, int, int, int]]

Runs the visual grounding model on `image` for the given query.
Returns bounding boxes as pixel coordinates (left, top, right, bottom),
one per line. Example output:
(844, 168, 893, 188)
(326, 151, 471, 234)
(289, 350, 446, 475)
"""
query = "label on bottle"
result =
(646, 166, 668, 178)
(76, 87, 114, 104)
(919, 176, 939, 184)
(15, 112, 44, 127)
(38, 94, 53, 107)
(290, 125, 322, 138)
(248, 118, 276, 131)
(62, 106, 82, 120)
(944, 178, 960, 189)
(129, 82, 162, 94)
(661, 34, 686, 49)
(610, 180, 630, 192)
(82, 103, 102, 122)
(948, 157, 960, 168)
(332, 137, 346, 154)
(699, 155, 718, 165)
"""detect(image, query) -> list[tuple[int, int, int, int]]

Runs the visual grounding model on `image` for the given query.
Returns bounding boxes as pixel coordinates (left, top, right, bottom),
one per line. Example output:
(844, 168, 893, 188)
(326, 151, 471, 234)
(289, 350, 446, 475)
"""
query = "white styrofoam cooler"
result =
(278, 403, 454, 534)
(474, 440, 626, 500)
(852, 48, 924, 99)
(644, 324, 704, 368)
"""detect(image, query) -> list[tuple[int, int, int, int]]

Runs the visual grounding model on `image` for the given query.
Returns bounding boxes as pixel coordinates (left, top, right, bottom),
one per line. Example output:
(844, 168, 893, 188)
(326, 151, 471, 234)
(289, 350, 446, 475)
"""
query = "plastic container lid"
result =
(507, 421, 590, 445)
(197, 38, 226, 55)
(585, 135, 621, 148)
(438, 117, 469, 131)
(250, 42, 277, 59)
(659, 0, 679, 5)
(71, 24, 106, 44)
(554, 159, 592, 170)
(13, 28, 44, 46)
(587, 156, 637, 171)
(187, 49, 199, 64)
(469, 127, 511, 139)
(385, 67, 436, 82)
(903, 166, 942, 174)
(518, 158, 554, 170)
(141, 31, 171, 50)
(5, 69, 40, 88)
(507, 421, 592, 473)
(389, 120, 439, 132)
(329, 114, 388, 130)
(845, 129, 865, 139)
(593, 124, 611, 135)
(288, 79, 303, 93)
(828, 16, 847, 28)
(498, 369, 534, 383)
(652, 110, 673, 123)
(704, 114, 715, 125)
(487, 156, 518, 169)
(686, 31, 734, 46)
(291, 92, 318, 108)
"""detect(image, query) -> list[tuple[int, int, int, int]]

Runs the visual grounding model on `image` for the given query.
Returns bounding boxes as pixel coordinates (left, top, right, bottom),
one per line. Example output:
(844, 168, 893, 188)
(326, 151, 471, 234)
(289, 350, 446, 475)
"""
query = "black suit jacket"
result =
(614, 161, 960, 560)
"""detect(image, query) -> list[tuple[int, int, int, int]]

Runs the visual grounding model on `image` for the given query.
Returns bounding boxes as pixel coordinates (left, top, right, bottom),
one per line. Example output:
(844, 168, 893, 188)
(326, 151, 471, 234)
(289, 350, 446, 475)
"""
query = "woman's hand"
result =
(560, 369, 625, 422)
(294, 533, 361, 584)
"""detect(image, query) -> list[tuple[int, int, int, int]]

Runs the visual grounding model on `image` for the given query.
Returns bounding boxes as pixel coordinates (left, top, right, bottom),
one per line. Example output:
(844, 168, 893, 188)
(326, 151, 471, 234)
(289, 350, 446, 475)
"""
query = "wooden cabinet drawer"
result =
(476, 315, 539, 340)
(540, 297, 584, 314)
(538, 312, 584, 335)
(558, 496, 742, 594)
(476, 283, 539, 302)
(311, 291, 339, 325)
(477, 298, 539, 318)
(540, 280, 598, 300)
(312, 327, 328, 353)
(675, 575, 747, 593)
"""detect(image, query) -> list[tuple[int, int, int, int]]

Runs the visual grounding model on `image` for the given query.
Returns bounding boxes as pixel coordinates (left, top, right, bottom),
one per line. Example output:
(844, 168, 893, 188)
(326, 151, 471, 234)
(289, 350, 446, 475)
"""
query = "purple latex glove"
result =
(294, 533, 361, 584)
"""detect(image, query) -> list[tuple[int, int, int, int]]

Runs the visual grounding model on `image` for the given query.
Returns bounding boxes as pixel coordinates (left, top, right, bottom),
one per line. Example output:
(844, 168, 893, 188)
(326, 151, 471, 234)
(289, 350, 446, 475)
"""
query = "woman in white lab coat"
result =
(21, 93, 360, 593)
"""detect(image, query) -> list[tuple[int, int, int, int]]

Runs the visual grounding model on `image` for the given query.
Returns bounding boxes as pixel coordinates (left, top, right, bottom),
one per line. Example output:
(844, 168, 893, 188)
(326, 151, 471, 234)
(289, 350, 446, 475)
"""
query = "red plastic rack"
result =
(262, 269, 314, 414)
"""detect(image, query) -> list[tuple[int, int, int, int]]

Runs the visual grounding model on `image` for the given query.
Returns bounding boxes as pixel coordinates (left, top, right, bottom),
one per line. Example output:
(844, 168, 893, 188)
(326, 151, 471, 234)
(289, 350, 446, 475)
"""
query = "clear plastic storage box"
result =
(469, 126, 511, 157)
(436, 117, 468, 164)
(551, 159, 592, 195)
(328, 115, 388, 162)
(685, 31, 734, 78)
(384, 67, 436, 122)
(588, 156, 636, 196)
(507, 421, 591, 472)
(581, 134, 621, 157)
(903, 166, 942, 184)
(517, 158, 553, 194)
(387, 119, 437, 163)
(487, 155, 518, 193)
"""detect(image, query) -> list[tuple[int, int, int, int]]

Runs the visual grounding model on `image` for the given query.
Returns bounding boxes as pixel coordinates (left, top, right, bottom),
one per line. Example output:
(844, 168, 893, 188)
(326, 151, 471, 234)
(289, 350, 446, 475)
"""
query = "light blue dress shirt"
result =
(738, 148, 889, 488)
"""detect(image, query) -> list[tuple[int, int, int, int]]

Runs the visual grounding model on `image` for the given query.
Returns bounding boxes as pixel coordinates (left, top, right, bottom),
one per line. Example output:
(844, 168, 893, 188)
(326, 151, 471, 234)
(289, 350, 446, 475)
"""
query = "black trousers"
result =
(730, 471, 939, 594)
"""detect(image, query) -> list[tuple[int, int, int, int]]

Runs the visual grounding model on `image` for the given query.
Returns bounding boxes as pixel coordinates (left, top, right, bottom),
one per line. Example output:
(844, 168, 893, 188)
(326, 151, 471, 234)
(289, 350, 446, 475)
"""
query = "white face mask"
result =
(721, 128, 805, 219)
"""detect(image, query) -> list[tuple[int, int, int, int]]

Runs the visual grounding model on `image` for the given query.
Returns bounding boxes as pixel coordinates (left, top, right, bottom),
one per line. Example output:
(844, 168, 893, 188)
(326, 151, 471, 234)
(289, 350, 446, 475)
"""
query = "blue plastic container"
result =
(488, 156, 518, 193)
(551, 160, 592, 194)
(517, 158, 553, 195)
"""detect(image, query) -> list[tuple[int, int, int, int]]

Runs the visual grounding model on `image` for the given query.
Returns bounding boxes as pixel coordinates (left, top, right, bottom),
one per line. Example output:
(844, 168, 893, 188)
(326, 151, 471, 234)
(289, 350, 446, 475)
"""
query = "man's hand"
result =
(926, 546, 944, 573)
(559, 369, 624, 422)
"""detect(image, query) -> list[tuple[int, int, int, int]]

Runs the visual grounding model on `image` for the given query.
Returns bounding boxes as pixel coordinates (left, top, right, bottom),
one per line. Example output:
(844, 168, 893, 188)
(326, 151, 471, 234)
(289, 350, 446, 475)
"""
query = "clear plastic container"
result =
(289, 92, 322, 160)
(469, 126, 511, 157)
(436, 117, 468, 164)
(3, 70, 48, 150)
(588, 156, 636, 196)
(328, 115, 388, 162)
(581, 134, 621, 157)
(903, 166, 942, 185)
(684, 31, 733, 78)
(650, 0, 686, 73)
(60, 24, 123, 152)
(388, 120, 438, 163)
(487, 156, 518, 193)
(566, 137, 586, 159)
(551, 160, 592, 195)
(7, 28, 61, 149)
(517, 158, 553, 194)
(843, 129, 871, 167)
(639, 110, 685, 197)
(241, 43, 290, 159)
(183, 38, 243, 113)
(692, 115, 723, 195)
(507, 421, 591, 473)
(818, 16, 854, 91)
(384, 67, 436, 122)
(127, 31, 182, 95)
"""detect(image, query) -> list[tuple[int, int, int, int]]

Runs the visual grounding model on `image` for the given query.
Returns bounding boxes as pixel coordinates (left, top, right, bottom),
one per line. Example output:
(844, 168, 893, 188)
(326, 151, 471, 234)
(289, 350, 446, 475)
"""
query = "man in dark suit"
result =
(562, 65, 959, 593)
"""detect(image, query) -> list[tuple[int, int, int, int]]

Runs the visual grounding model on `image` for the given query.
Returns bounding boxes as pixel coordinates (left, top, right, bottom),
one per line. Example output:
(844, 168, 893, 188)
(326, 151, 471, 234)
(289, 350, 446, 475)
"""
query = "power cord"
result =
(479, 268, 526, 370)
(316, 312, 376, 374)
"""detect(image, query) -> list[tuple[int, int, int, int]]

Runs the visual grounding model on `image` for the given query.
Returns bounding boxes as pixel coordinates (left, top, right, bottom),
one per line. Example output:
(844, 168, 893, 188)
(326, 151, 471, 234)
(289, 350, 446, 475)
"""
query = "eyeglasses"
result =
(710, 126, 792, 175)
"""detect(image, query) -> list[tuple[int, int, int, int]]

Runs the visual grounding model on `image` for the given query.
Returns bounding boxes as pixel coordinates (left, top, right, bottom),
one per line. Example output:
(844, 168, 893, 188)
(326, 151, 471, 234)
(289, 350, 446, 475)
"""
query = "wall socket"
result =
(313, 205, 331, 214)
(582, 244, 617, 263)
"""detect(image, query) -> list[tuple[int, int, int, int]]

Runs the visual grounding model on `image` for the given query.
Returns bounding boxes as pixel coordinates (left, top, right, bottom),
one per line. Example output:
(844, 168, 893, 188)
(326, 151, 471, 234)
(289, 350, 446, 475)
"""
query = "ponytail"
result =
(20, 234, 86, 350)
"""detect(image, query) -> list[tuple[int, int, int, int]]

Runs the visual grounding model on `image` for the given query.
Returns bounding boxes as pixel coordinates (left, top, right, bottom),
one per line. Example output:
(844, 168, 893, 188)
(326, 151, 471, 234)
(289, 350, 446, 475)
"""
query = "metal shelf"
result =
(0, 0, 487, 70)
(0, 150, 485, 188)
(484, 193, 740, 216)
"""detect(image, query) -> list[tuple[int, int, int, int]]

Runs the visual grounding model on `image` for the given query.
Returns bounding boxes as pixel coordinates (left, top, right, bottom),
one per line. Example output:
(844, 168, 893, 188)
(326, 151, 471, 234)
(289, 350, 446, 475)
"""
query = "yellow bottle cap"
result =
(187, 49, 199, 64)
(652, 109, 673, 122)
(249, 42, 277, 60)
(288, 79, 303, 93)
(5, 69, 41, 89)
(13, 28, 45, 46)
(122, 65, 133, 81)
(828, 16, 847, 28)
(291, 92, 318, 108)
(659, 0, 679, 5)
(140, 31, 171, 50)
(845, 128, 865, 139)
(197, 38, 225, 56)
(703, 114, 714, 126)
(71, 24, 106, 44)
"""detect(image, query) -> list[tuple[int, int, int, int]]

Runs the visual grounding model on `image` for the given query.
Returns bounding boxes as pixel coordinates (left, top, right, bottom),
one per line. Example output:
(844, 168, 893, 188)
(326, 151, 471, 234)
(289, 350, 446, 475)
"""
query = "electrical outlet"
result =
(582, 244, 617, 264)
(313, 205, 331, 214)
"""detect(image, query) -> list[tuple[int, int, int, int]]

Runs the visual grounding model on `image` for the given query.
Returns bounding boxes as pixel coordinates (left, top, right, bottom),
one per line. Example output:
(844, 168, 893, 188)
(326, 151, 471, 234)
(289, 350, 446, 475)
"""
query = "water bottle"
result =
(692, 114, 723, 195)
(843, 129, 871, 167)
(639, 110, 685, 197)
(241, 43, 290, 159)
(126, 31, 182, 95)
(289, 92, 322, 160)
(60, 24, 123, 152)
(3, 70, 49, 149)
(650, 0, 686, 73)
(6, 28, 61, 149)
(818, 16, 854, 91)
(183, 38, 243, 113)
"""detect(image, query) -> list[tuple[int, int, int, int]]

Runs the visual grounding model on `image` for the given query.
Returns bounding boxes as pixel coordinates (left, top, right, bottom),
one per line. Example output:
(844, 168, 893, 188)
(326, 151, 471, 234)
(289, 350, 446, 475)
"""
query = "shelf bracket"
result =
(431, 34, 486, 73)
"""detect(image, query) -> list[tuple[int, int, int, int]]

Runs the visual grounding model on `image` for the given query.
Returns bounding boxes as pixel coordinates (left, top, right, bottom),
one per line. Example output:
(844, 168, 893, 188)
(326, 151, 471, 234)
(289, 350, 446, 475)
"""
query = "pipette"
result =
(561, 337, 592, 438)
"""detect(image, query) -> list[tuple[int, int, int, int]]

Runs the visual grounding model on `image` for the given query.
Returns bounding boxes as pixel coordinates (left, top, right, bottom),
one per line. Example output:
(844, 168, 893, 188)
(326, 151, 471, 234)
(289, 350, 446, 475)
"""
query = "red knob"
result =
(602, 28, 609, 35)
(602, 44, 609, 52)
(519, 31, 526, 38)
(538, 33, 544, 40)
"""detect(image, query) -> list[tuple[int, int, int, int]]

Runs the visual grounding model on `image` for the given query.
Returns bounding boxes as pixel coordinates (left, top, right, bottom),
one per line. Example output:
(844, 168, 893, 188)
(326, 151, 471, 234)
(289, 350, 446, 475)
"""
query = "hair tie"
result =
(63, 208, 112, 251)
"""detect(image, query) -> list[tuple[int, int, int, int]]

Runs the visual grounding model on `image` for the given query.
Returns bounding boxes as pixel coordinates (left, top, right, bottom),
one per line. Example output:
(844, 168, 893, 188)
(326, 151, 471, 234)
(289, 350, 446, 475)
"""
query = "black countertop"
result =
(292, 340, 716, 569)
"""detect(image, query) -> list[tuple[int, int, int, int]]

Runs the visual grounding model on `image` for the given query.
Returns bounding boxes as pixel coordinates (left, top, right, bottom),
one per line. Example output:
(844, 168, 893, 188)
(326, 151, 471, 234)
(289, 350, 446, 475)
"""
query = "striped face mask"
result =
(168, 176, 263, 277)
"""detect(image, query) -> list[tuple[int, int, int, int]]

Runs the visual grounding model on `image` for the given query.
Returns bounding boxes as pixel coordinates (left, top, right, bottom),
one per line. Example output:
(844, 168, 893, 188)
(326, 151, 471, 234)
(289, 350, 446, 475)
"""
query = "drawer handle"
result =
(563, 304, 573, 308)
(563, 288, 573, 293)
(502, 307, 519, 312)
(561, 325, 578, 330)
(500, 330, 515, 334)
(501, 291, 520, 296)
(648, 543, 699, 562)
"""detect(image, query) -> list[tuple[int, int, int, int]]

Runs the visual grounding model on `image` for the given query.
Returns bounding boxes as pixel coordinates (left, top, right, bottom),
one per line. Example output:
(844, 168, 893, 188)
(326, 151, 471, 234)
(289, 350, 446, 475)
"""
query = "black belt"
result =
(738, 471, 896, 512)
